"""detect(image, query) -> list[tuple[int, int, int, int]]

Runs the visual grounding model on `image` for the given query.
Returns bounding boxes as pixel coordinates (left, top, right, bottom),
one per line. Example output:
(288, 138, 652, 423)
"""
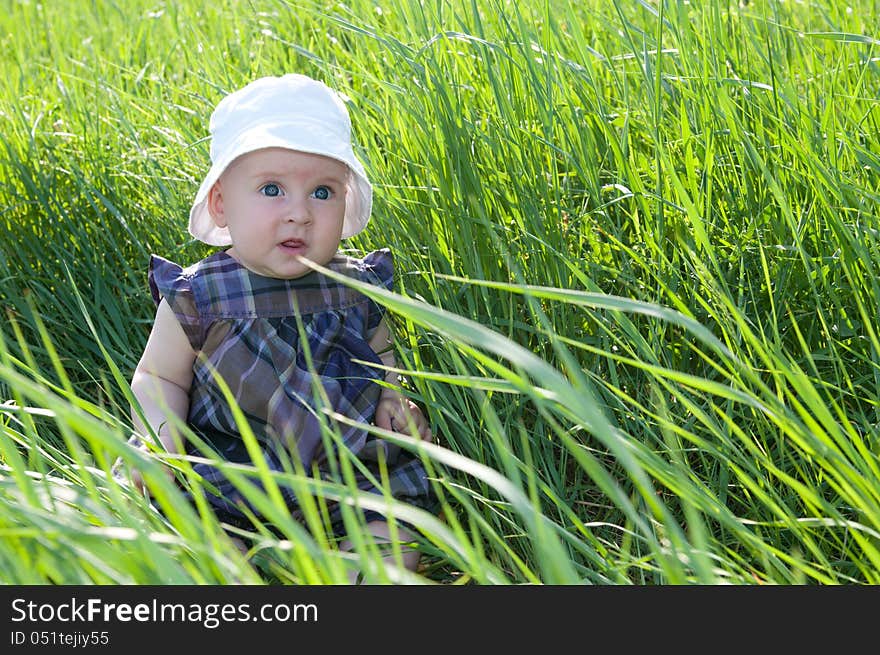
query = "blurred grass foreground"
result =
(0, 0, 879, 584)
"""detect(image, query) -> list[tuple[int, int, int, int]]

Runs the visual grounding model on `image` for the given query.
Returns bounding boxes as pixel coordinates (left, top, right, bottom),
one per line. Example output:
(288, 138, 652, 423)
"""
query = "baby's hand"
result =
(111, 436, 174, 495)
(375, 393, 432, 442)
(112, 453, 148, 495)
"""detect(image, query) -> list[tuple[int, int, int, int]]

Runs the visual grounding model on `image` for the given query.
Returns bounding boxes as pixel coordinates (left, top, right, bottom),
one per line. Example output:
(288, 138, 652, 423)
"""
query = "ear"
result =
(207, 182, 227, 228)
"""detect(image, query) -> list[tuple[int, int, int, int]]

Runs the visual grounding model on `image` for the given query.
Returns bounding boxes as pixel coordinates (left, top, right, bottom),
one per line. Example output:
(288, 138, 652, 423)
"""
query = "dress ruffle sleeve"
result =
(360, 248, 394, 333)
(148, 255, 203, 351)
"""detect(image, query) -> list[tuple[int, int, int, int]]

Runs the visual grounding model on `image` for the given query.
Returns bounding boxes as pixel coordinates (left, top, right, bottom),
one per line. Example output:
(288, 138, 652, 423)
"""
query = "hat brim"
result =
(188, 123, 372, 246)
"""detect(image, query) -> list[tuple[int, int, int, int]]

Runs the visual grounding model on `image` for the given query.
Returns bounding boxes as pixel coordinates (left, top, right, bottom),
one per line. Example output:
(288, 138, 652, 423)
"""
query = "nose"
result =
(284, 199, 312, 225)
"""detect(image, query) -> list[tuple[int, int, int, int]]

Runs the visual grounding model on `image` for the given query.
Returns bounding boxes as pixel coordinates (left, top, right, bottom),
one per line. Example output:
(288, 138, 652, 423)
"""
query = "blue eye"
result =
(261, 183, 282, 197)
(312, 186, 331, 200)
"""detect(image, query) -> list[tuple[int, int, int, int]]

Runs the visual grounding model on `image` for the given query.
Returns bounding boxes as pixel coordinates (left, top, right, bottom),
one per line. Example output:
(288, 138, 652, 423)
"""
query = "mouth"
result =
(279, 238, 306, 251)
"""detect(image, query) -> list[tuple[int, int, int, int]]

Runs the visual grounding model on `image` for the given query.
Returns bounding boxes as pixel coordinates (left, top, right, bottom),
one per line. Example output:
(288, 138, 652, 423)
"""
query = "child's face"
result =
(207, 147, 348, 279)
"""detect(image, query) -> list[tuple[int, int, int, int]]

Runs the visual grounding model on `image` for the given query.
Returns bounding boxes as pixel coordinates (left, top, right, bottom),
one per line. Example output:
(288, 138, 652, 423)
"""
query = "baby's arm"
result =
(121, 299, 196, 489)
(369, 317, 431, 442)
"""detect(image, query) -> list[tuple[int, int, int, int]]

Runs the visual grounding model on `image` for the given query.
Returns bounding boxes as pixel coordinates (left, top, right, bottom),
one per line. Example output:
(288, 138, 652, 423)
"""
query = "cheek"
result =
(326, 216, 345, 241)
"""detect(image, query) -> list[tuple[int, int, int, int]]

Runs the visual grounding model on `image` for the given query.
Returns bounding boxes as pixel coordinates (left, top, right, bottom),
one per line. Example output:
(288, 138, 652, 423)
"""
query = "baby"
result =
(115, 74, 435, 579)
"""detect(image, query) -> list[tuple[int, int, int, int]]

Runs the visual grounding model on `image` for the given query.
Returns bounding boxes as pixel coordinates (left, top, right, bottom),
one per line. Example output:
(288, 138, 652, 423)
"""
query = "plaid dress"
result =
(148, 248, 435, 533)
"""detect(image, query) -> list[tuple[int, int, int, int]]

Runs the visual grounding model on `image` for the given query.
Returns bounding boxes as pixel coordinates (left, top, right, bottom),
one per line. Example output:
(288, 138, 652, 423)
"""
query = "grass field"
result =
(1, 0, 879, 584)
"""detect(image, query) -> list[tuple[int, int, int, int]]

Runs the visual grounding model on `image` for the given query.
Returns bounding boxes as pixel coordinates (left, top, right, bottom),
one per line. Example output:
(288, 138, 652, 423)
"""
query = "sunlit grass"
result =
(0, 0, 878, 584)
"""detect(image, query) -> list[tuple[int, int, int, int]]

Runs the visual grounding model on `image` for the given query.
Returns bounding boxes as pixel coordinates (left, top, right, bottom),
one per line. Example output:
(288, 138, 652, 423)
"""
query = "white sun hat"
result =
(188, 74, 373, 246)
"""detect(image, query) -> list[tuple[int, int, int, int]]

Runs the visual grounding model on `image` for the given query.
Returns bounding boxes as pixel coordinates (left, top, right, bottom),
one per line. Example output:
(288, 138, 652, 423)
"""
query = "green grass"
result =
(1, 0, 878, 584)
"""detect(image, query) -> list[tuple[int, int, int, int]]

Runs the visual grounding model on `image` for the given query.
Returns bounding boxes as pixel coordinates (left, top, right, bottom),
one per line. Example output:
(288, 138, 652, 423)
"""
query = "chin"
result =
(275, 266, 311, 280)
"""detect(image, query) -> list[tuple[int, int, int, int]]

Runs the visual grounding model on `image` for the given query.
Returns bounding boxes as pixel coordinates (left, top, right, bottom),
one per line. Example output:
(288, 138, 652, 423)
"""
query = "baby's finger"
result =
(420, 427, 432, 442)
(401, 418, 421, 438)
